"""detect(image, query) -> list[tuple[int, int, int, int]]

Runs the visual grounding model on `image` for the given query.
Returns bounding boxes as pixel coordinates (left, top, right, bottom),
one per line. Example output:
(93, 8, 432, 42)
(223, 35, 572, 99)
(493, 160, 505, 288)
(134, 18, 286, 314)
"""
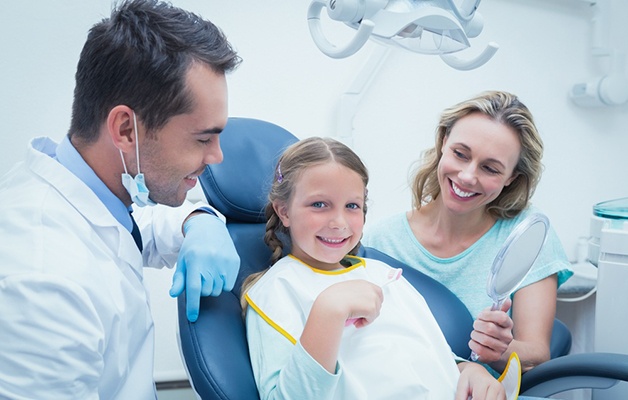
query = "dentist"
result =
(0, 0, 241, 398)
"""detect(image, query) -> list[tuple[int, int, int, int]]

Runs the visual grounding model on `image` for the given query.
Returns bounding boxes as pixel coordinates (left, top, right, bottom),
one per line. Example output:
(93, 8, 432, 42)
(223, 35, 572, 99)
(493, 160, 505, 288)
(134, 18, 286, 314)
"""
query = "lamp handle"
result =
(440, 42, 499, 71)
(307, 0, 375, 59)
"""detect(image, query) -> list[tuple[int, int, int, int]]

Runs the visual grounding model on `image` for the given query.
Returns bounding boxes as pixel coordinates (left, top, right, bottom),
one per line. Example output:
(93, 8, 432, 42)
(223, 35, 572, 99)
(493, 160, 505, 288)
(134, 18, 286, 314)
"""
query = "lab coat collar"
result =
(55, 135, 132, 232)
(27, 137, 144, 273)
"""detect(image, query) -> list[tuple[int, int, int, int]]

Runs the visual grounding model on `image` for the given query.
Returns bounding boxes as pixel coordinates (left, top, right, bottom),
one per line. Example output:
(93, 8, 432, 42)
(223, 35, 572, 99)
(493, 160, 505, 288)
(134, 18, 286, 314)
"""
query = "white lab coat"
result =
(0, 137, 202, 399)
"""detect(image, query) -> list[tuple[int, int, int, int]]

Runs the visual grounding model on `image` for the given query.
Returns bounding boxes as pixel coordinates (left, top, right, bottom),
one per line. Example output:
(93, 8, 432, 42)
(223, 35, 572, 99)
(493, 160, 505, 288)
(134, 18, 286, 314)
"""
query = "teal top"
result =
(362, 207, 573, 319)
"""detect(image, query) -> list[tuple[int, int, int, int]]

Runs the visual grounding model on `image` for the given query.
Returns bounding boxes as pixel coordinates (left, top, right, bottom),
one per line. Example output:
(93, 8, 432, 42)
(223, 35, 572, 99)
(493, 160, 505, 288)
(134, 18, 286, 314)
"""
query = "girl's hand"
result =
(317, 279, 384, 328)
(469, 298, 513, 363)
(300, 280, 384, 372)
(455, 362, 506, 400)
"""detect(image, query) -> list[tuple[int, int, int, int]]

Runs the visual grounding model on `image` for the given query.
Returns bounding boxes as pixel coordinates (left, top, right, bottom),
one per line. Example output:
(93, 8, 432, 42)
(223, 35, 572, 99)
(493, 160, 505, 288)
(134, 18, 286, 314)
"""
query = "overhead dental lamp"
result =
(307, 0, 498, 71)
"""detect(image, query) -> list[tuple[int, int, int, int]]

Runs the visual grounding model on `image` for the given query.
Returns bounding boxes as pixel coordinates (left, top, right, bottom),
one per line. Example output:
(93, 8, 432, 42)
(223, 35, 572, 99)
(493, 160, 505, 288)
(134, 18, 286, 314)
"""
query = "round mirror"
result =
(470, 213, 550, 361)
(486, 213, 549, 307)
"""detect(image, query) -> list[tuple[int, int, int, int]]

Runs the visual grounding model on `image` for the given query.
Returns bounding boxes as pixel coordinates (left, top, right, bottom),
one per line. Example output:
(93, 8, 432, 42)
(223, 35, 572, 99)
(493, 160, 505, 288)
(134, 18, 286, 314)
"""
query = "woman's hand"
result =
(469, 298, 514, 364)
(455, 362, 506, 400)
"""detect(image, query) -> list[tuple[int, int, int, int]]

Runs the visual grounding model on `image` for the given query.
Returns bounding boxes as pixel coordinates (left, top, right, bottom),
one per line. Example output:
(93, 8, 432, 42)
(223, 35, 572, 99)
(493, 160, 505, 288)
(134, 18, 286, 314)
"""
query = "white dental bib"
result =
(246, 255, 459, 399)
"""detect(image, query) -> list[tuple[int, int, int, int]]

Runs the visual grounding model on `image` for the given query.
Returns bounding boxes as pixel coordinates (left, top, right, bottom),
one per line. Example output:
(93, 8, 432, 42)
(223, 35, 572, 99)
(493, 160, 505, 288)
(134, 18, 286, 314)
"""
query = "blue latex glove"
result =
(169, 212, 240, 322)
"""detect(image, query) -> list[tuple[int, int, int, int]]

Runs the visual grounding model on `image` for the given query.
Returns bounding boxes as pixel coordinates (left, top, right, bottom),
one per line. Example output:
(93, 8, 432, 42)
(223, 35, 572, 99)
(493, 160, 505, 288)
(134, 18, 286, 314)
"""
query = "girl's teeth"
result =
(320, 237, 343, 244)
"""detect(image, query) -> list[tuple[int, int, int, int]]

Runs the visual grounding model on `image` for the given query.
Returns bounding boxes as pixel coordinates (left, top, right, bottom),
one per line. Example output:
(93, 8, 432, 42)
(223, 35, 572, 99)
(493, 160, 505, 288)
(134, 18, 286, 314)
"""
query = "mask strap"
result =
(118, 111, 141, 176)
(132, 111, 141, 174)
(119, 150, 129, 175)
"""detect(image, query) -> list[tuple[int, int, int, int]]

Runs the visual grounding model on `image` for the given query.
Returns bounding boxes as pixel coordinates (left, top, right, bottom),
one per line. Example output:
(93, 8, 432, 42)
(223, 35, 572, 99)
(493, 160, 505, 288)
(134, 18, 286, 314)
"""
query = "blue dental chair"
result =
(177, 117, 628, 400)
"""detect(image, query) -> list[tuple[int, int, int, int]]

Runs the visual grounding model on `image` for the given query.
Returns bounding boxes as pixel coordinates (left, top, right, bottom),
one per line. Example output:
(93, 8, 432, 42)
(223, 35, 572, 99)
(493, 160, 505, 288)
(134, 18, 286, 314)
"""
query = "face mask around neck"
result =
(119, 111, 156, 207)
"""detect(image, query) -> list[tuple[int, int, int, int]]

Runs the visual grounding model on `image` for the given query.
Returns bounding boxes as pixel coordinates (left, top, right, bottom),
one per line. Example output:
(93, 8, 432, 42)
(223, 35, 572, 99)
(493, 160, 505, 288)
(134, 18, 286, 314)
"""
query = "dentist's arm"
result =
(0, 275, 104, 399)
(169, 211, 240, 322)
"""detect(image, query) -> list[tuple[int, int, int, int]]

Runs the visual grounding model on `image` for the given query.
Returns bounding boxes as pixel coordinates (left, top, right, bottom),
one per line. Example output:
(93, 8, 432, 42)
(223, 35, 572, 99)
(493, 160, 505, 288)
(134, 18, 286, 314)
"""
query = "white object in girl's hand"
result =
(344, 268, 403, 327)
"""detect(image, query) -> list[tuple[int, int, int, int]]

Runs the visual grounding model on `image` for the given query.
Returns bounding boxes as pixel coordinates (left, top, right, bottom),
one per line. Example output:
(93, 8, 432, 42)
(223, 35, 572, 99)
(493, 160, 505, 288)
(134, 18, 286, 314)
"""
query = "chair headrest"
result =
(199, 117, 298, 223)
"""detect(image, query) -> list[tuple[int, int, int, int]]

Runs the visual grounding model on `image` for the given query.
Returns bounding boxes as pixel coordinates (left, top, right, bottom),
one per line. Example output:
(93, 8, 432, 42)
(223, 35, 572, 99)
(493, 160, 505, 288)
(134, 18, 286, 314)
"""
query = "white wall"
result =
(2, 0, 626, 386)
(2, 0, 627, 260)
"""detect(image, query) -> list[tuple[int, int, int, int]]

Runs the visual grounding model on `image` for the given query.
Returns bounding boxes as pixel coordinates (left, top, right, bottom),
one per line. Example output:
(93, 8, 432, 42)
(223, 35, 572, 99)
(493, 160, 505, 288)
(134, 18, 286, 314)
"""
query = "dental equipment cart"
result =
(588, 198, 628, 400)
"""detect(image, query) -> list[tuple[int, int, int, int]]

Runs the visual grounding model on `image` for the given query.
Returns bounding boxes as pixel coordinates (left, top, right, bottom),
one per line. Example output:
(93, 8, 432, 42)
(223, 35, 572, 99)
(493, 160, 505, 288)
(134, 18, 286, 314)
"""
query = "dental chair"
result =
(177, 117, 628, 400)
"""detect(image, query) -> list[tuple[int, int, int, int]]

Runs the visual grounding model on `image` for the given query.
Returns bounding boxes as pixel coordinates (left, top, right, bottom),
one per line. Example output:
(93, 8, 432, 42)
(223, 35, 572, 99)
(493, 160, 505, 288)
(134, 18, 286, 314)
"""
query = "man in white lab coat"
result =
(0, 0, 242, 398)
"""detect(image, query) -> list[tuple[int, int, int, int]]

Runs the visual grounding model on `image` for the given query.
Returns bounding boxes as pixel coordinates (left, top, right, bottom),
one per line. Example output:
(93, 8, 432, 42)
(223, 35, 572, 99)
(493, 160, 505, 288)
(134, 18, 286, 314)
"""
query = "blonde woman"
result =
(363, 91, 572, 375)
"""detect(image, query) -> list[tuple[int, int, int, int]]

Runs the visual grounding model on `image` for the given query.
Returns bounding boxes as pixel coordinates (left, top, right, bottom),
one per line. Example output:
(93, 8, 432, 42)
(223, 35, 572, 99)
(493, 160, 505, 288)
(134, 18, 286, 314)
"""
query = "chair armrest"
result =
(178, 292, 260, 400)
(549, 319, 571, 359)
(520, 352, 628, 397)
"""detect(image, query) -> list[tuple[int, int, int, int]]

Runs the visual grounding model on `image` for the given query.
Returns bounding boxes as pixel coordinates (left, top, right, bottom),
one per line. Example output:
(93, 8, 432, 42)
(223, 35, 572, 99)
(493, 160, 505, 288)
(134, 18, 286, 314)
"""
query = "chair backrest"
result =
(177, 117, 570, 400)
(178, 118, 296, 400)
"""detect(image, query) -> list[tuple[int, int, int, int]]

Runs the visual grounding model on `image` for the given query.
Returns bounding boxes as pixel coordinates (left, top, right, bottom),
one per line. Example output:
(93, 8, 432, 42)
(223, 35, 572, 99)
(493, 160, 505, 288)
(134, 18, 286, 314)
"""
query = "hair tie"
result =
(276, 164, 283, 183)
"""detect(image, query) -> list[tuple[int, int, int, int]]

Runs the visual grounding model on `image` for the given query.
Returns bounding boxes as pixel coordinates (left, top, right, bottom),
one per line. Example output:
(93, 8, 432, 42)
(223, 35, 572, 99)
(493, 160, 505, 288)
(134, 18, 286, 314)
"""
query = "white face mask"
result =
(119, 112, 157, 207)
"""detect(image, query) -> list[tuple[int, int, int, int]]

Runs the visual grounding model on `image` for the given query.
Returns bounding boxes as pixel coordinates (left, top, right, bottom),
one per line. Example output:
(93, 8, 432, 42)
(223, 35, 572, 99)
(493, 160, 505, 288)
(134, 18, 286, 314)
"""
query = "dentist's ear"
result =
(108, 105, 137, 153)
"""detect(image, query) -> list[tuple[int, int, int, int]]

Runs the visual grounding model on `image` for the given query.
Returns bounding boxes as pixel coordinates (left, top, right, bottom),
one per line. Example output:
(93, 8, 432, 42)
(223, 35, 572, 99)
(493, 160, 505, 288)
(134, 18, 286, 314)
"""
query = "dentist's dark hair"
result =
(411, 90, 544, 219)
(68, 0, 241, 142)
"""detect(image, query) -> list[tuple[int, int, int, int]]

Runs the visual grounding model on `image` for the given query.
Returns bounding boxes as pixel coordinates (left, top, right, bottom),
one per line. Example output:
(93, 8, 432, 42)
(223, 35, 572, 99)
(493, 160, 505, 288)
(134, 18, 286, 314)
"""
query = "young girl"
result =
(241, 137, 512, 399)
(362, 91, 573, 374)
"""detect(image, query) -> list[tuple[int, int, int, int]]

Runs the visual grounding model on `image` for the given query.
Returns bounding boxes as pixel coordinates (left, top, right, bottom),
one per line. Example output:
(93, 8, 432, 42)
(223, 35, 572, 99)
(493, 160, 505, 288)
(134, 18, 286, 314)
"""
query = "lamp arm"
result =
(446, 0, 481, 22)
(440, 41, 498, 71)
(307, 0, 375, 59)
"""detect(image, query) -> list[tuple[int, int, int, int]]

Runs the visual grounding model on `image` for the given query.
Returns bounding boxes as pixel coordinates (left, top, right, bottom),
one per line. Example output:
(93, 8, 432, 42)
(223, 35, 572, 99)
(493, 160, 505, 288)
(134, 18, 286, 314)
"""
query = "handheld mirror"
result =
(470, 213, 549, 361)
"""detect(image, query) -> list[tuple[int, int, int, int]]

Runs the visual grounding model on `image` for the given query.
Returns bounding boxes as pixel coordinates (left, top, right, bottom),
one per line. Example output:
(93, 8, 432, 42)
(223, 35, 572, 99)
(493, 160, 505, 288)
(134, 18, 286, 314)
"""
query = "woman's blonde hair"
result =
(240, 137, 369, 311)
(411, 90, 544, 219)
